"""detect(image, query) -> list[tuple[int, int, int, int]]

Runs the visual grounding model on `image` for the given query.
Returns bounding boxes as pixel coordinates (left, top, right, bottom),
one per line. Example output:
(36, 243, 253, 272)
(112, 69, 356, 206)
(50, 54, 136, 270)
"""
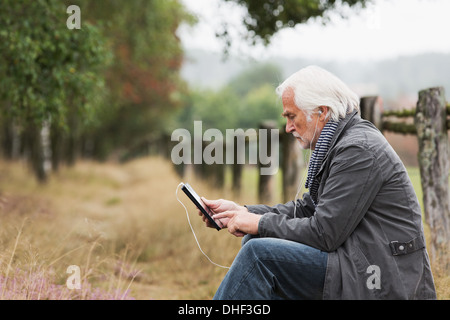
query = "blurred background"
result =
(0, 0, 449, 300)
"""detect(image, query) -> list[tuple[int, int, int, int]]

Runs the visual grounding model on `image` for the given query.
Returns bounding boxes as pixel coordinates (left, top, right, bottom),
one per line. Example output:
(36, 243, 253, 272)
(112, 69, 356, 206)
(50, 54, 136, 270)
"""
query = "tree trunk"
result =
(2, 116, 14, 159)
(65, 117, 77, 167)
(1, 112, 21, 160)
(415, 87, 450, 266)
(50, 121, 62, 172)
(23, 121, 47, 183)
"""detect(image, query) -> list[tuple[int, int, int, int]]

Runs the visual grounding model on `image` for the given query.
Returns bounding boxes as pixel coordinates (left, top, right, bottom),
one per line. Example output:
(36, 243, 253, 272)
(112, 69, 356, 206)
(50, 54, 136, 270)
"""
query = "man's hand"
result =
(201, 198, 242, 214)
(213, 208, 261, 238)
(198, 198, 260, 237)
(199, 198, 242, 229)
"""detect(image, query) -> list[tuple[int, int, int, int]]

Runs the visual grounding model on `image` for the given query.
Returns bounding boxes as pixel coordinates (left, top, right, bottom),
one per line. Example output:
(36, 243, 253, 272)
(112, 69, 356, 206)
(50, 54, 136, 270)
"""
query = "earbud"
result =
(318, 110, 323, 115)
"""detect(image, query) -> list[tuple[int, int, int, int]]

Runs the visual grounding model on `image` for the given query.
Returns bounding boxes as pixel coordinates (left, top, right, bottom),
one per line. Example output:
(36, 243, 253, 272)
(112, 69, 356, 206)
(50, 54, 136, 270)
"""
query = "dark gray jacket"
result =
(247, 111, 437, 300)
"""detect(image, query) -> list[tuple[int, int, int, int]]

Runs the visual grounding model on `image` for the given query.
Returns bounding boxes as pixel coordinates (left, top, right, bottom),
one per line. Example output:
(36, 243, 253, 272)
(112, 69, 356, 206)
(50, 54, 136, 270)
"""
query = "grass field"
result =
(0, 156, 448, 299)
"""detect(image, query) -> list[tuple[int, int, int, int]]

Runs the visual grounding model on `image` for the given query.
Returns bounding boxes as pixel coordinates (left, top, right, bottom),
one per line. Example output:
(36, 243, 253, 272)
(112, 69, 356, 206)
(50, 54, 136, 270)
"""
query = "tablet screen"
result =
(184, 183, 210, 213)
(182, 183, 221, 230)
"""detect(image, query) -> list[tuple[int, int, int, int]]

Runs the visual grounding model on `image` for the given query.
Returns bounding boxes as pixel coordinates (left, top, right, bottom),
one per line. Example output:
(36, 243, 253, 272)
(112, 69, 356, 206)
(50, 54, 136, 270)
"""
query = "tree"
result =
(172, 62, 284, 133)
(0, 0, 110, 182)
(76, 0, 194, 160)
(221, 0, 368, 45)
(227, 63, 282, 97)
(240, 84, 284, 129)
(193, 88, 240, 133)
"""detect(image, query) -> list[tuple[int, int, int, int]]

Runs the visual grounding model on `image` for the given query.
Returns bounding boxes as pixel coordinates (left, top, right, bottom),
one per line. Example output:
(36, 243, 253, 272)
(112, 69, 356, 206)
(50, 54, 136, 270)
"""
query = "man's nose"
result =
(285, 120, 295, 134)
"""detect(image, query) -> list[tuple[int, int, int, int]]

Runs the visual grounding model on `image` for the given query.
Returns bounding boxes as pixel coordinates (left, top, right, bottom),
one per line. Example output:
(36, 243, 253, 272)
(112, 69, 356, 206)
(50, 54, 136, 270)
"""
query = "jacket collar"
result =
(316, 110, 360, 175)
(328, 110, 360, 151)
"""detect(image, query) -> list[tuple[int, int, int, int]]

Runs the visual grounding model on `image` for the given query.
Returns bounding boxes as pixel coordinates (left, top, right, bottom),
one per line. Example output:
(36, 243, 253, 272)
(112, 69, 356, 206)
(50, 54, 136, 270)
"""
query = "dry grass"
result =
(0, 157, 243, 299)
(0, 157, 448, 299)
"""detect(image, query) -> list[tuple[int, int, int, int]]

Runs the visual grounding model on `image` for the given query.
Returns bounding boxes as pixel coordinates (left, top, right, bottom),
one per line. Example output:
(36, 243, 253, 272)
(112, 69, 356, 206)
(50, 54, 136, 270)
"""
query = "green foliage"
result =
(0, 0, 192, 178)
(239, 84, 284, 129)
(192, 88, 240, 132)
(0, 0, 112, 181)
(75, 0, 193, 155)
(0, 0, 111, 129)
(227, 63, 282, 97)
(223, 0, 368, 44)
(225, 62, 284, 129)
(172, 63, 284, 133)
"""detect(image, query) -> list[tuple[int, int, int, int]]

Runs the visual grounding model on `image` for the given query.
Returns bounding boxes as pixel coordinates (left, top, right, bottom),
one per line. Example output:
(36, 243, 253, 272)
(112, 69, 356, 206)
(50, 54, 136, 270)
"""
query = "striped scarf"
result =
(305, 120, 339, 206)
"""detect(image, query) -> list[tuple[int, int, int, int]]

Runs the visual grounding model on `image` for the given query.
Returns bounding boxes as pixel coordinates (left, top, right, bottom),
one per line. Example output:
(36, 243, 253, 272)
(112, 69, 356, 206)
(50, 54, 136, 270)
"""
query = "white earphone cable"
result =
(293, 112, 321, 218)
(176, 183, 230, 269)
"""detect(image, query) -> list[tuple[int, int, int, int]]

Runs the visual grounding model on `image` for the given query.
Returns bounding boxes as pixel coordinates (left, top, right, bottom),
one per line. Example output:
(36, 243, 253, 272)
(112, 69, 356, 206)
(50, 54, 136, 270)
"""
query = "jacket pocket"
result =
(350, 245, 382, 299)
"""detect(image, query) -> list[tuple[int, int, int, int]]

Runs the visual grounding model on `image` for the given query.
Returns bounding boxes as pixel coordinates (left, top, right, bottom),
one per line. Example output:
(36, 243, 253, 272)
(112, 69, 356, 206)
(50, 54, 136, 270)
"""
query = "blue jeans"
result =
(213, 236, 328, 300)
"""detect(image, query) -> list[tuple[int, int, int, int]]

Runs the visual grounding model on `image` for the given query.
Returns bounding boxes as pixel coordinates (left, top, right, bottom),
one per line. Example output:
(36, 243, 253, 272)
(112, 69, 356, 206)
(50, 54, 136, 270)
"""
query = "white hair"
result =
(276, 65, 360, 122)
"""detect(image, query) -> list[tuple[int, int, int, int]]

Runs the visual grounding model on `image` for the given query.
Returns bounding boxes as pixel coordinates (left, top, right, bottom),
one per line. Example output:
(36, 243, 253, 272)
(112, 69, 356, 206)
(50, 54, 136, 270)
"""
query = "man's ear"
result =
(318, 106, 328, 121)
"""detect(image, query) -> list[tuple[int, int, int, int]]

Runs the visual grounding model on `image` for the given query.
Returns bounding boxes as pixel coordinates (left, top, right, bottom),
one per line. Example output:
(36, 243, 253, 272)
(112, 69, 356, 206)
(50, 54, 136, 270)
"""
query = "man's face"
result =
(281, 87, 325, 150)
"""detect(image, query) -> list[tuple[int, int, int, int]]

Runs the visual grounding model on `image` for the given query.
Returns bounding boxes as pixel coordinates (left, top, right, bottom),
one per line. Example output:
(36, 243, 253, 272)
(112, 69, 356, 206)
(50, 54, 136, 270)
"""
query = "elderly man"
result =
(201, 66, 436, 300)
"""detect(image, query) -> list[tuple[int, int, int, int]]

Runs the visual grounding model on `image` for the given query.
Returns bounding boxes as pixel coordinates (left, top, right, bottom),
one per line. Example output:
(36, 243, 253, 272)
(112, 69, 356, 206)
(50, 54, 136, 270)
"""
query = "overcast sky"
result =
(178, 0, 450, 62)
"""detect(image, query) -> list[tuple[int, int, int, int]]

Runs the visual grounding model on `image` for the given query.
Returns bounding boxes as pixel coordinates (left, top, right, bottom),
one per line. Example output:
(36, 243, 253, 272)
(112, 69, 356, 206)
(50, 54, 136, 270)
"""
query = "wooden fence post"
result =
(415, 87, 450, 265)
(197, 139, 225, 188)
(281, 130, 304, 203)
(231, 133, 243, 196)
(258, 121, 276, 204)
(360, 96, 383, 131)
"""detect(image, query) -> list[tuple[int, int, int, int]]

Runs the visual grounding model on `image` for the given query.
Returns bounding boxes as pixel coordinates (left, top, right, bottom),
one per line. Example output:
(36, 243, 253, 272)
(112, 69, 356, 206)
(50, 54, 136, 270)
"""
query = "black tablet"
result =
(181, 183, 221, 231)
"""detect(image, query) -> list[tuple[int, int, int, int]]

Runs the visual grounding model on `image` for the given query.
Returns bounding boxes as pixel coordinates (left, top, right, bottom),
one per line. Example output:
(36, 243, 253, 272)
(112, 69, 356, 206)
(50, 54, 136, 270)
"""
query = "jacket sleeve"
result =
(258, 144, 383, 252)
(246, 192, 316, 219)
